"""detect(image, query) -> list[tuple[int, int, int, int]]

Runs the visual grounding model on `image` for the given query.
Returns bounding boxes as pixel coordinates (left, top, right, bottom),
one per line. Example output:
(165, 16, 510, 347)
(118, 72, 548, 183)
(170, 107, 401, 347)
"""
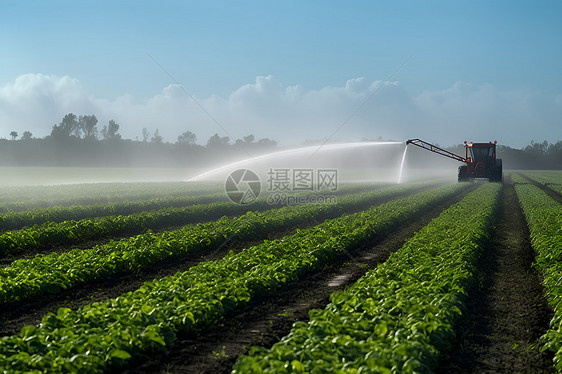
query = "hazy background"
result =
(1, 1, 561, 149)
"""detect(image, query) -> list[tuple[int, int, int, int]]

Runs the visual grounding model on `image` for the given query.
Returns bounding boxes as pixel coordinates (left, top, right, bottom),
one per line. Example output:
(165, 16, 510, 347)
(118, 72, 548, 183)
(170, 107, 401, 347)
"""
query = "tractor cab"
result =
(465, 141, 496, 164)
(462, 141, 501, 181)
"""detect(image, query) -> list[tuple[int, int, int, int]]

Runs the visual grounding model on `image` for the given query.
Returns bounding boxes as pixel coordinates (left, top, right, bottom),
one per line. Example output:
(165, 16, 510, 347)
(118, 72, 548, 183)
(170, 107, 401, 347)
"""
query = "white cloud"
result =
(0, 73, 560, 147)
(0, 74, 102, 136)
(413, 83, 562, 146)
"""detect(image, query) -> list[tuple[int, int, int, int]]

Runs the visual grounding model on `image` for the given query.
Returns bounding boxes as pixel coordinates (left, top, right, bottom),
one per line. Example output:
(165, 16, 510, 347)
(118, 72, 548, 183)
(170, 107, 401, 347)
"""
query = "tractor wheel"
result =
(490, 159, 503, 182)
(458, 165, 468, 182)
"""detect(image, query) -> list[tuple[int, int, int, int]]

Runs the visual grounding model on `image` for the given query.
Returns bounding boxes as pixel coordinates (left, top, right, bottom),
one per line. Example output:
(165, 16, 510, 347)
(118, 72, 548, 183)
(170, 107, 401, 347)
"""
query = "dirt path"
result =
(0, 185, 443, 337)
(439, 176, 554, 373)
(122, 187, 475, 374)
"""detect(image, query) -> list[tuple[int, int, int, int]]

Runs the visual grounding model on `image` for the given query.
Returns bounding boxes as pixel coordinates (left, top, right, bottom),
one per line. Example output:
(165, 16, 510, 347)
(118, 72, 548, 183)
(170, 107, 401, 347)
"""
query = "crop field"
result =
(0, 172, 560, 373)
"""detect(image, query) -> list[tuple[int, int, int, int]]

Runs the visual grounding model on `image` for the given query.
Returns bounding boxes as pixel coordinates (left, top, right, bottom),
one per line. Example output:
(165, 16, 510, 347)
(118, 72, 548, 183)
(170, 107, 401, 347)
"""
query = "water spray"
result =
(188, 142, 404, 182)
(397, 142, 408, 184)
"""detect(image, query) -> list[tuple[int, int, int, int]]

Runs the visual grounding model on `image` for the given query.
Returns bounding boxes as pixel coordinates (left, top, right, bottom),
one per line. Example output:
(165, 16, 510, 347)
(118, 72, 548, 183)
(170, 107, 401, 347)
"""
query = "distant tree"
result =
(548, 141, 562, 168)
(236, 134, 255, 144)
(79, 115, 98, 140)
(177, 130, 197, 145)
(21, 131, 32, 140)
(257, 138, 278, 147)
(525, 140, 549, 155)
(142, 128, 150, 142)
(151, 129, 163, 143)
(51, 113, 79, 138)
(206, 133, 229, 147)
(234, 134, 277, 149)
(548, 141, 562, 157)
(9, 131, 18, 140)
(101, 120, 121, 140)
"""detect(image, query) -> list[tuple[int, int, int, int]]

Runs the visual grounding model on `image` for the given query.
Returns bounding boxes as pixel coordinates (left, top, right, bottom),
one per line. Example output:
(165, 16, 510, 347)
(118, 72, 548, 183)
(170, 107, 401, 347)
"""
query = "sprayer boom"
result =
(405, 139, 467, 163)
(405, 138, 503, 183)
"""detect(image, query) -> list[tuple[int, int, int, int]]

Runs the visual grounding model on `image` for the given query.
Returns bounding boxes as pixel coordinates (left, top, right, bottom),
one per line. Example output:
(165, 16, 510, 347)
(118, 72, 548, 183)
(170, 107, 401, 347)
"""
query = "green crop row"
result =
(0, 193, 227, 231)
(0, 199, 246, 256)
(0, 183, 382, 232)
(0, 183, 437, 304)
(0, 182, 223, 213)
(0, 181, 382, 214)
(513, 177, 562, 371)
(233, 182, 501, 373)
(0, 183, 386, 256)
(519, 171, 562, 196)
(0, 184, 469, 373)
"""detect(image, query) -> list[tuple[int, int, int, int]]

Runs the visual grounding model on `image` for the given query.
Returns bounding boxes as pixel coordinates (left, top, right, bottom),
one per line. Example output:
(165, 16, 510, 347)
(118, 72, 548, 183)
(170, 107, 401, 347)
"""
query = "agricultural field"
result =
(0, 173, 560, 373)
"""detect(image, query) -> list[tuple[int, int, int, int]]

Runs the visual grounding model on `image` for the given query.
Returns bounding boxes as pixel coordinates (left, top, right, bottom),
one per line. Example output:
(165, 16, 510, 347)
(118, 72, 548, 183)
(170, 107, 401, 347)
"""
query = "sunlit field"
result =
(1, 1, 560, 372)
(0, 170, 559, 373)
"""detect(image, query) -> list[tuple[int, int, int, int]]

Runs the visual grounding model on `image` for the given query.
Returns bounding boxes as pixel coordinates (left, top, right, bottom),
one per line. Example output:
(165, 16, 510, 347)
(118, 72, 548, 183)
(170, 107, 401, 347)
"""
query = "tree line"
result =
(2, 113, 561, 169)
(7, 113, 277, 147)
(1, 113, 278, 167)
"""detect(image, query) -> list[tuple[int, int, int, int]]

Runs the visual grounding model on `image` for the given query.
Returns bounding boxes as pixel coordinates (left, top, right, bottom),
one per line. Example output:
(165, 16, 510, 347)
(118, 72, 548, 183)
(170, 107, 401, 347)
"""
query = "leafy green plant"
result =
(0, 183, 388, 256)
(518, 171, 562, 195)
(0, 183, 468, 372)
(0, 193, 227, 231)
(213, 346, 230, 359)
(0, 183, 437, 304)
(513, 175, 562, 371)
(0, 182, 223, 213)
(232, 183, 501, 373)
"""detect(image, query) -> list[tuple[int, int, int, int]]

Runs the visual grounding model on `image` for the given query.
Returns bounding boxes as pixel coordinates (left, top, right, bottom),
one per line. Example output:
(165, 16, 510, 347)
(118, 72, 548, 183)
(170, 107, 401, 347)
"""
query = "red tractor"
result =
(406, 139, 503, 182)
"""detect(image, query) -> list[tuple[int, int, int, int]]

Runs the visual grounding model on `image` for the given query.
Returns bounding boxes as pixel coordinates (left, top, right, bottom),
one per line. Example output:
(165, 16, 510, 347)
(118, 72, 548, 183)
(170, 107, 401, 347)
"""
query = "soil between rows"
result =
(121, 185, 476, 374)
(439, 176, 554, 373)
(0, 184, 441, 337)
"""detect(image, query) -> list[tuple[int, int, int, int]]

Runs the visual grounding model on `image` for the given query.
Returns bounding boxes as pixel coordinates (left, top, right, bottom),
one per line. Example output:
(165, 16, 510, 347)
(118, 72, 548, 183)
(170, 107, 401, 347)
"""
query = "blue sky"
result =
(1, 1, 561, 147)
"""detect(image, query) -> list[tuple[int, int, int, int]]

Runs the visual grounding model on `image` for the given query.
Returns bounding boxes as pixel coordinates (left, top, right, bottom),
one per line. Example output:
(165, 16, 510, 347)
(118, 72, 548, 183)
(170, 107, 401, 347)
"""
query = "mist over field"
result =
(1, 3, 562, 373)
(1, 74, 560, 149)
(1, 1, 561, 186)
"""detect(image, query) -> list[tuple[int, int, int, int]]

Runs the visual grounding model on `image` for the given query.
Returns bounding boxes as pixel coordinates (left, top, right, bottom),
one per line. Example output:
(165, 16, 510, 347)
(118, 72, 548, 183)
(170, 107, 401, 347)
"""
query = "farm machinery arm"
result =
(405, 139, 467, 162)
(405, 138, 502, 182)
